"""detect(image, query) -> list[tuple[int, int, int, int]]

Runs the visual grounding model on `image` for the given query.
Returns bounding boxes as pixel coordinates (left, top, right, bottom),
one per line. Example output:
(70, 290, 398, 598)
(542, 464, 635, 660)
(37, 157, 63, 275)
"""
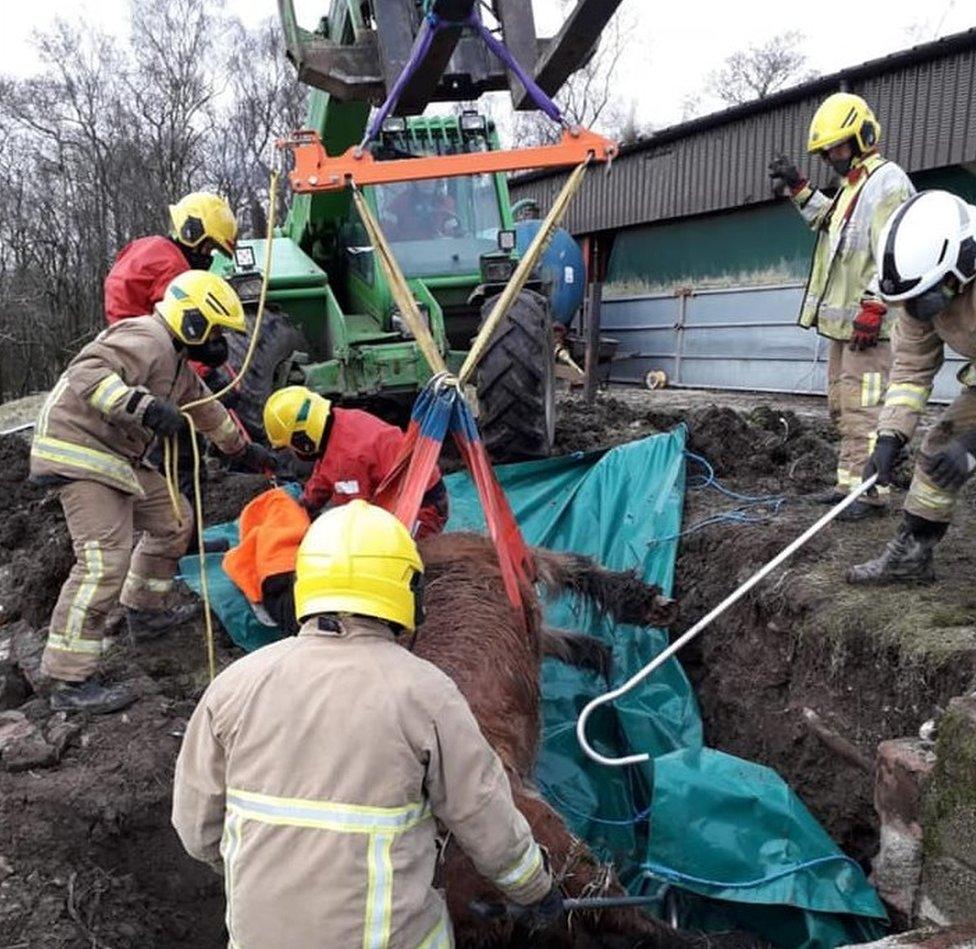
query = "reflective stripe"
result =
(836, 467, 851, 488)
(89, 373, 129, 414)
(885, 383, 930, 412)
(45, 632, 104, 655)
(225, 789, 432, 949)
(31, 436, 141, 493)
(127, 572, 174, 594)
(211, 412, 241, 452)
(65, 542, 104, 642)
(226, 788, 431, 834)
(222, 808, 244, 948)
(416, 916, 451, 949)
(364, 834, 394, 949)
(860, 372, 883, 408)
(36, 377, 70, 437)
(494, 841, 543, 893)
(910, 481, 956, 511)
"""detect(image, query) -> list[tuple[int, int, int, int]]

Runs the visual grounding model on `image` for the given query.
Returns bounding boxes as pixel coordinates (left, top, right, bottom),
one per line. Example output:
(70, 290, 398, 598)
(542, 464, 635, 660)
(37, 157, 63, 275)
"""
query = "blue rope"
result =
(650, 451, 786, 546)
(639, 854, 863, 891)
(538, 780, 653, 827)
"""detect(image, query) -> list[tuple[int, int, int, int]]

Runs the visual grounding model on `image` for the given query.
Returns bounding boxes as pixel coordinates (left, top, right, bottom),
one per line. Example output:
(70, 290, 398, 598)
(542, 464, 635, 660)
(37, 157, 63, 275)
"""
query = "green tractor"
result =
(222, 0, 620, 459)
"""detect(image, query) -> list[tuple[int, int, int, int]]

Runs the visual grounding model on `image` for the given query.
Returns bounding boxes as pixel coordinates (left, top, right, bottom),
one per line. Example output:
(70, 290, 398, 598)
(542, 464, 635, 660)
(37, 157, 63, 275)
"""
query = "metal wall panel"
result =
(511, 39, 976, 236)
(602, 284, 967, 403)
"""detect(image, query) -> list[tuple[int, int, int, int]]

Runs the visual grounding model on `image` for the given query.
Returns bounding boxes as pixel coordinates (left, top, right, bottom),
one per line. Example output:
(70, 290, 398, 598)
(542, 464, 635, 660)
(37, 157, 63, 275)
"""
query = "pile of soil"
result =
(554, 396, 838, 492)
(0, 434, 72, 628)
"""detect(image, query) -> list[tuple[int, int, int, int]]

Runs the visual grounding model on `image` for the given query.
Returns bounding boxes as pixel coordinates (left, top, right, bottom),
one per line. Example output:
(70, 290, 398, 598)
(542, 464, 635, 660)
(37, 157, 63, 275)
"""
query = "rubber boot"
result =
(835, 498, 887, 522)
(50, 679, 138, 715)
(846, 520, 943, 585)
(807, 488, 847, 505)
(126, 602, 201, 644)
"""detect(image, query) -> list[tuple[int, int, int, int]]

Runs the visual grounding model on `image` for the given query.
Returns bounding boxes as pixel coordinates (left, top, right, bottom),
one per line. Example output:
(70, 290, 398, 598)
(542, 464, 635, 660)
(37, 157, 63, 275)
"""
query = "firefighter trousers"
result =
(826, 339, 891, 503)
(904, 387, 976, 525)
(41, 469, 193, 682)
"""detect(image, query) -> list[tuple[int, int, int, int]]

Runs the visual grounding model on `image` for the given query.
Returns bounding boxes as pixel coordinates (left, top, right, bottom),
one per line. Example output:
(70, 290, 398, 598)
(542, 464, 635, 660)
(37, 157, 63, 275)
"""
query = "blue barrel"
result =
(515, 221, 585, 327)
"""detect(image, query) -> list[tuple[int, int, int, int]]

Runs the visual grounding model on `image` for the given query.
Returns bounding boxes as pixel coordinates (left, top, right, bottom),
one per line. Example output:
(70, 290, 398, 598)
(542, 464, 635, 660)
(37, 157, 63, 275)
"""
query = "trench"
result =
(3, 393, 976, 946)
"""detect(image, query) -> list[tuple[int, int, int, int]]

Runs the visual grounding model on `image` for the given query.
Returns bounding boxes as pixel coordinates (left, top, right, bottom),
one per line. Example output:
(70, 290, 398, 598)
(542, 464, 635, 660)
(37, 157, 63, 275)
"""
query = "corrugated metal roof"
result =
(510, 28, 976, 234)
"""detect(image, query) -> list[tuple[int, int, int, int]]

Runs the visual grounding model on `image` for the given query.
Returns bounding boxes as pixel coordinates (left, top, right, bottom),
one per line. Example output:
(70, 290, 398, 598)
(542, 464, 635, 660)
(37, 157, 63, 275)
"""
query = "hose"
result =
(162, 170, 279, 681)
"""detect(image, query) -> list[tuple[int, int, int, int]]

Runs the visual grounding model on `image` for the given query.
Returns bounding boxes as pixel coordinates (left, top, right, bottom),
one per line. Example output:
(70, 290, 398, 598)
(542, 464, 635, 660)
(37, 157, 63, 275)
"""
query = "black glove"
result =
(519, 884, 564, 933)
(236, 441, 279, 475)
(768, 154, 805, 191)
(142, 398, 186, 437)
(863, 433, 905, 487)
(922, 434, 976, 491)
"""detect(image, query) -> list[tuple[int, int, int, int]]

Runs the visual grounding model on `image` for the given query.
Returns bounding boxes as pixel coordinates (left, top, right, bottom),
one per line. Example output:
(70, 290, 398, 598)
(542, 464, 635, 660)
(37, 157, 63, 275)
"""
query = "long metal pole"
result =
(576, 475, 880, 767)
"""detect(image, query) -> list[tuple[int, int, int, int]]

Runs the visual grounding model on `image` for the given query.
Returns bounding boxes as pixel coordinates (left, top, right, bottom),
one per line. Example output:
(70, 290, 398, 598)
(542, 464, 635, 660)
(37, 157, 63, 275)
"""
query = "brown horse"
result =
(413, 533, 756, 949)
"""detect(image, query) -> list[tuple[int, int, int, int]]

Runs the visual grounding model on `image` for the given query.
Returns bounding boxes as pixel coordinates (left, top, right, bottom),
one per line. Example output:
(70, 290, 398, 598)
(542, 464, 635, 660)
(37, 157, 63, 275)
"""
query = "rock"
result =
(17, 696, 50, 722)
(0, 854, 12, 882)
(0, 711, 35, 752)
(872, 738, 936, 922)
(1, 733, 58, 772)
(44, 713, 81, 756)
(0, 662, 27, 711)
(920, 695, 976, 924)
(10, 622, 47, 693)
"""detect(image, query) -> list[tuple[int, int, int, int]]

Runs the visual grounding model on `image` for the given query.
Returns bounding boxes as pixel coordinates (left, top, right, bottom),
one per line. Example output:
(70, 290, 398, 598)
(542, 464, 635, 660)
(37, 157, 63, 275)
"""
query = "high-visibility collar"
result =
(845, 149, 881, 186)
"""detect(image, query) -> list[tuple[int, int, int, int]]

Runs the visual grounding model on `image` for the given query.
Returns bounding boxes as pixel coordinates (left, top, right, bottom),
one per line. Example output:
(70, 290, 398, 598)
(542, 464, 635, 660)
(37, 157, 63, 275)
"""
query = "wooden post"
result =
(583, 279, 602, 405)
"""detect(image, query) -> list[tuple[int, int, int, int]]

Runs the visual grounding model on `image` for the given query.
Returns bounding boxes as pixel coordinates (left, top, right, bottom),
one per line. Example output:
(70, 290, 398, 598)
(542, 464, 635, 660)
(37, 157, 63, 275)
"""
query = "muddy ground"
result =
(1, 388, 974, 947)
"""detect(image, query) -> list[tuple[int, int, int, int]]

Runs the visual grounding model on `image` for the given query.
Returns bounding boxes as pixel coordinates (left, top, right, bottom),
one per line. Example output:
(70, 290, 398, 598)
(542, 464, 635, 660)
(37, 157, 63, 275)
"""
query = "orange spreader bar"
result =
(279, 127, 617, 193)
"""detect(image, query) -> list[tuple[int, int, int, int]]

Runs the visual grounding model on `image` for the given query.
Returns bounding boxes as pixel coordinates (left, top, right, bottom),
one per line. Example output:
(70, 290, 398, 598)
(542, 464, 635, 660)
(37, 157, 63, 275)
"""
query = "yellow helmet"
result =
(807, 93, 880, 154)
(294, 500, 424, 629)
(156, 271, 246, 344)
(263, 386, 332, 456)
(169, 192, 238, 257)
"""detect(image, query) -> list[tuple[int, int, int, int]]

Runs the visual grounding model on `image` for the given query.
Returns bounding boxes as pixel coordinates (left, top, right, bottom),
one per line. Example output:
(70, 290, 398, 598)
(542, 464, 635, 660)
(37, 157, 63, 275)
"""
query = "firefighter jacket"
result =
(304, 407, 448, 536)
(877, 284, 976, 441)
(172, 615, 551, 949)
(30, 313, 245, 496)
(792, 153, 915, 341)
(104, 236, 190, 325)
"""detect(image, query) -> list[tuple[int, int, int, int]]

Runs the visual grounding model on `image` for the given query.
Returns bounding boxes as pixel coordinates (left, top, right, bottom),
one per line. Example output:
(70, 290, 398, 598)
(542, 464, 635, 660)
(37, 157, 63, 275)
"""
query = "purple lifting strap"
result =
(362, 7, 564, 147)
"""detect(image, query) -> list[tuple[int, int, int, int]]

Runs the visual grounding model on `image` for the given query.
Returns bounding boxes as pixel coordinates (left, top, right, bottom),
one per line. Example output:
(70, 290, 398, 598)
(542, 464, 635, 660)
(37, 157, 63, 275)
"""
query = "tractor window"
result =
(373, 174, 502, 278)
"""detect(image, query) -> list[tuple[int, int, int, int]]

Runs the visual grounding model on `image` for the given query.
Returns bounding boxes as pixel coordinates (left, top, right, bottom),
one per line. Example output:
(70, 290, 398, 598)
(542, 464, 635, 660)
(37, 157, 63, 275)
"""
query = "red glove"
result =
(850, 300, 886, 351)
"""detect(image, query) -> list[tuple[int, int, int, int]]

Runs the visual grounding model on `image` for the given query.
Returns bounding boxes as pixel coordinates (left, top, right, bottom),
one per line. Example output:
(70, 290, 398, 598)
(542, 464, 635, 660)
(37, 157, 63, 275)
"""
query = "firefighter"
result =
(769, 93, 915, 520)
(172, 500, 563, 947)
(104, 191, 238, 328)
(104, 191, 242, 502)
(30, 271, 276, 714)
(848, 190, 976, 584)
(262, 385, 449, 537)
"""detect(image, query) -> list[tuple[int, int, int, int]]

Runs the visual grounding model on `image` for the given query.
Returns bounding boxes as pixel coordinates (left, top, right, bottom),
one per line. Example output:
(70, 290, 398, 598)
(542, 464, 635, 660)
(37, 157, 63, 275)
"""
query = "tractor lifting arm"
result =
(277, 0, 624, 112)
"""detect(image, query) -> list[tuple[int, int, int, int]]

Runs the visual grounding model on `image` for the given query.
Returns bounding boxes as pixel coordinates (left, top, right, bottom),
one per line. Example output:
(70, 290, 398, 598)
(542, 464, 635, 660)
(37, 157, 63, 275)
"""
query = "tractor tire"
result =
(475, 290, 557, 462)
(225, 308, 305, 443)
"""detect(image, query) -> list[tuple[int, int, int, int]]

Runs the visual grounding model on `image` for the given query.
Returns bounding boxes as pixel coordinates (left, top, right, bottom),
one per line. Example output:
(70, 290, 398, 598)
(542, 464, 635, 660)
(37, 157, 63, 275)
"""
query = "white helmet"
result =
(875, 190, 976, 319)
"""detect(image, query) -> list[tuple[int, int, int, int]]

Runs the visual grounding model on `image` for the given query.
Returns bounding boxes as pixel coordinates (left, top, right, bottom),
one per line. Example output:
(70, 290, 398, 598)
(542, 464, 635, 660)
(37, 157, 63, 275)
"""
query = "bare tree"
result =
(706, 31, 816, 106)
(0, 0, 307, 400)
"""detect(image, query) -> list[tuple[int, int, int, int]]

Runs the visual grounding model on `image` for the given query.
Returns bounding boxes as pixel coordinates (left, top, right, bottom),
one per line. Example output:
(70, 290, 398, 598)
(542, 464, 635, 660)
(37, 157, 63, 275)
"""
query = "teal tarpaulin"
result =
(182, 429, 886, 947)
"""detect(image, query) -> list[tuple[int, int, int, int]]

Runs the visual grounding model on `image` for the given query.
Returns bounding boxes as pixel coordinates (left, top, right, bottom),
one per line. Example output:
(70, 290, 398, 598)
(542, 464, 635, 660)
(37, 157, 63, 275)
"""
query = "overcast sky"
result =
(1, 0, 972, 129)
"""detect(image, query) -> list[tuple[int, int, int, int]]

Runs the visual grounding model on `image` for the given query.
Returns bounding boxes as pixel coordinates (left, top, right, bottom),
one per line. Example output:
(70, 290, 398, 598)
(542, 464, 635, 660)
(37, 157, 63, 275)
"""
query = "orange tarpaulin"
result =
(223, 488, 310, 605)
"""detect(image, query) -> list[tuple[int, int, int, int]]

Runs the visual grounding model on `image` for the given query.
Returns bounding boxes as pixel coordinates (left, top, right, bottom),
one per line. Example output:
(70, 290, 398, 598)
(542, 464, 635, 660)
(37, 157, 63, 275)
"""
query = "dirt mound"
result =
(555, 396, 837, 492)
(0, 623, 234, 948)
(0, 435, 72, 627)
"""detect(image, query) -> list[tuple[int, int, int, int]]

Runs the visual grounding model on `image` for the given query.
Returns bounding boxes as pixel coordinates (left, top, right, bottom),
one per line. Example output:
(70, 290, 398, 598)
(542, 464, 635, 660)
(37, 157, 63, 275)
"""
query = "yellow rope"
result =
(161, 171, 279, 681)
(458, 159, 589, 386)
(350, 186, 447, 375)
